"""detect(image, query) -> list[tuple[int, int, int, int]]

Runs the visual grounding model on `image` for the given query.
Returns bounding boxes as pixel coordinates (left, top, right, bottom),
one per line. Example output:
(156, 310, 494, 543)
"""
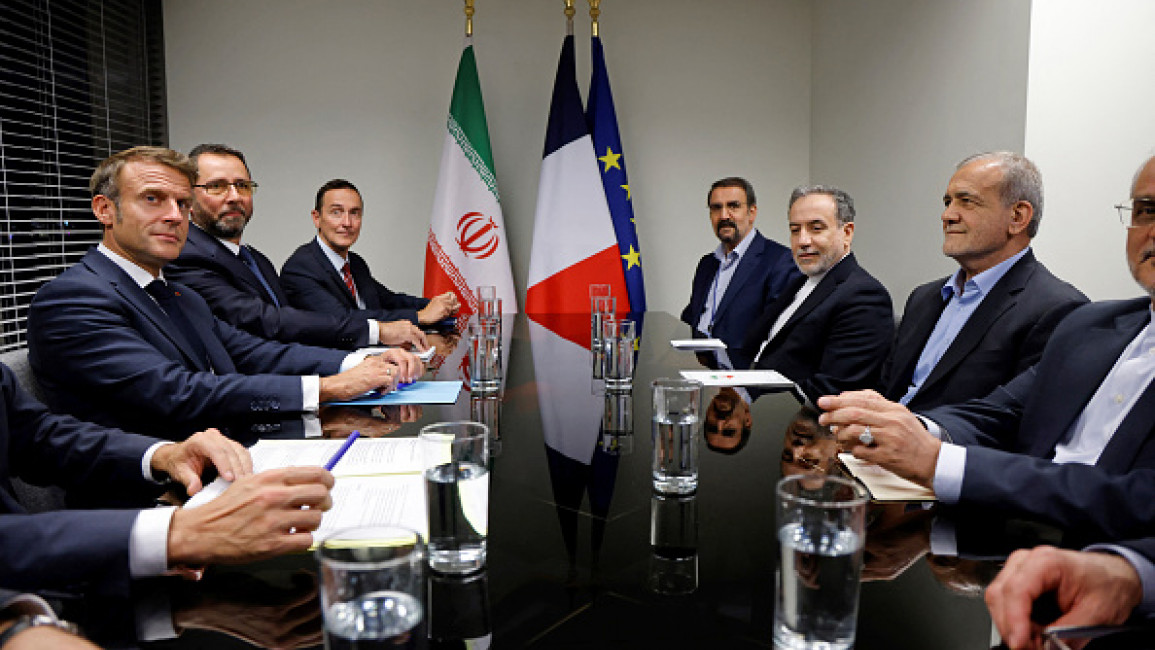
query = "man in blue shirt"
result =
(878, 152, 1087, 410)
(681, 177, 800, 353)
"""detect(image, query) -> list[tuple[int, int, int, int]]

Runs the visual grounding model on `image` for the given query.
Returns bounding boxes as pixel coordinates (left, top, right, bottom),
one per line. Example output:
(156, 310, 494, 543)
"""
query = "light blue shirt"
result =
(696, 228, 759, 335)
(900, 247, 1030, 405)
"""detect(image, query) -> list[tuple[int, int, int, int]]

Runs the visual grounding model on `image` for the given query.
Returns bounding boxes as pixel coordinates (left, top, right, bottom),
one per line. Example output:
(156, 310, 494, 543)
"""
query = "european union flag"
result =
(587, 35, 646, 313)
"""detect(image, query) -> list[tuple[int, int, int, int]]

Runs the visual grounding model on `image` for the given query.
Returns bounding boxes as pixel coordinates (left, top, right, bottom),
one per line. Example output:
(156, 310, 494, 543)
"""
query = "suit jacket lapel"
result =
(888, 285, 949, 393)
(778, 253, 857, 333)
(1096, 380, 1155, 471)
(84, 252, 209, 371)
(714, 236, 763, 323)
(310, 240, 358, 309)
(1027, 307, 1150, 456)
(922, 256, 1034, 391)
(349, 253, 378, 310)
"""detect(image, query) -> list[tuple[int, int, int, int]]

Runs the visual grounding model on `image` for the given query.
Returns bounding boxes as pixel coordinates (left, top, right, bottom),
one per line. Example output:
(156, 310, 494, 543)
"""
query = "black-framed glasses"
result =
(1115, 199, 1155, 229)
(194, 180, 259, 196)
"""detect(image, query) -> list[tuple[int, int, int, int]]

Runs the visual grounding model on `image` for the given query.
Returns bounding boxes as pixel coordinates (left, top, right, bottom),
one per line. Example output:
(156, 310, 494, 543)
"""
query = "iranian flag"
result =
(424, 42, 516, 316)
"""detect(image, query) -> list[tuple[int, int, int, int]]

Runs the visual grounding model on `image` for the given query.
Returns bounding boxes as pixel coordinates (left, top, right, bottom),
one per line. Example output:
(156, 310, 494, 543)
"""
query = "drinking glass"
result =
(651, 378, 702, 495)
(420, 422, 490, 575)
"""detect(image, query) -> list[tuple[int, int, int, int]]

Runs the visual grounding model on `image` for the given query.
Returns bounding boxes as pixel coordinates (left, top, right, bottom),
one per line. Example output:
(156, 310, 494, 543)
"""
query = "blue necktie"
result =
(145, 279, 211, 370)
(238, 245, 281, 307)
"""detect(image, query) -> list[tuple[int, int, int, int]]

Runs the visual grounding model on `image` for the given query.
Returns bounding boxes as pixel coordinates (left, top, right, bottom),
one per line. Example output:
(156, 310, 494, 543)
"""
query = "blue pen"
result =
(324, 430, 361, 471)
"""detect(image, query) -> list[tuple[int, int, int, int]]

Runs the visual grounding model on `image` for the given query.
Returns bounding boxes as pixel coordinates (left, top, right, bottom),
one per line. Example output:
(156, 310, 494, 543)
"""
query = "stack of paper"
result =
(185, 438, 429, 540)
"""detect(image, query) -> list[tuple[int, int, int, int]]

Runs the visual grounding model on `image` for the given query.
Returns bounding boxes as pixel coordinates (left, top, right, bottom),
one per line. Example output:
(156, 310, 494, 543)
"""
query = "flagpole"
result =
(588, 0, 600, 37)
(464, 0, 474, 38)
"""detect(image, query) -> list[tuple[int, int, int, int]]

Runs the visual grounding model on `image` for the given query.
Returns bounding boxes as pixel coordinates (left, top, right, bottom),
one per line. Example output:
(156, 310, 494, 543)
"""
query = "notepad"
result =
(185, 438, 429, 540)
(325, 380, 462, 406)
(838, 453, 935, 502)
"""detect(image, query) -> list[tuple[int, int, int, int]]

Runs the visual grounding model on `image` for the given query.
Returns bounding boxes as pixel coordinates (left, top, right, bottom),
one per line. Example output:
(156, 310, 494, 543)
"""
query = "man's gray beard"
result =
(195, 213, 248, 239)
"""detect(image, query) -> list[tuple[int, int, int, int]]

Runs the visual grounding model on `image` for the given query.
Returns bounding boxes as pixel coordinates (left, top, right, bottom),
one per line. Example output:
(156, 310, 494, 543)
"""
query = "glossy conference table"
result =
(74, 312, 1018, 649)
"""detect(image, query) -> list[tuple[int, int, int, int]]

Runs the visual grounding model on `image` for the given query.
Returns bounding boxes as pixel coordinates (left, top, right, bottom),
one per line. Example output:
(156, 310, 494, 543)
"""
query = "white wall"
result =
(809, 0, 1032, 312)
(1024, 0, 1155, 301)
(163, 0, 812, 315)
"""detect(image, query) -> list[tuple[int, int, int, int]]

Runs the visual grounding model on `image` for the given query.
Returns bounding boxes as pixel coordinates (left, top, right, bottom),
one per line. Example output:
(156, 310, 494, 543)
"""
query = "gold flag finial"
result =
(589, 0, 601, 38)
(464, 0, 475, 37)
(564, 0, 575, 20)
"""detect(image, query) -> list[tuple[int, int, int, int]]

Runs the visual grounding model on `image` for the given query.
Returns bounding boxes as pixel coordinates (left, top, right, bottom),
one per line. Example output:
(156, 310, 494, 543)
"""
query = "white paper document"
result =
(678, 369, 795, 388)
(670, 338, 727, 351)
(838, 453, 935, 502)
(184, 437, 430, 539)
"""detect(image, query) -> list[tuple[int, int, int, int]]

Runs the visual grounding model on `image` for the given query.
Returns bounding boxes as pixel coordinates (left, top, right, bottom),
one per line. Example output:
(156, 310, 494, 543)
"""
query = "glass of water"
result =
(420, 422, 490, 575)
(602, 318, 636, 392)
(316, 526, 425, 649)
(774, 474, 868, 650)
(651, 378, 702, 495)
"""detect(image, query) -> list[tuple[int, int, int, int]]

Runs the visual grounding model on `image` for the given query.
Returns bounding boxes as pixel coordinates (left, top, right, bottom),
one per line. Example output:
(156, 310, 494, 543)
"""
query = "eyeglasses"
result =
(708, 200, 746, 215)
(194, 180, 259, 196)
(1115, 199, 1155, 229)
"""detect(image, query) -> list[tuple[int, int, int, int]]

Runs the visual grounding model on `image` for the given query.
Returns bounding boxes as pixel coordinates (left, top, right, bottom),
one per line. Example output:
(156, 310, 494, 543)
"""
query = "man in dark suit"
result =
(879, 152, 1087, 410)
(820, 155, 1155, 540)
(28, 147, 423, 437)
(681, 177, 801, 351)
(0, 362, 334, 592)
(985, 541, 1153, 648)
(743, 185, 894, 403)
(165, 144, 426, 350)
(280, 179, 460, 326)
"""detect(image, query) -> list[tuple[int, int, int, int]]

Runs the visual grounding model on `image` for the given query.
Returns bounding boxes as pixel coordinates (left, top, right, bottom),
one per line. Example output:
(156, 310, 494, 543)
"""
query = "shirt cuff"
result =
(1086, 544, 1155, 616)
(931, 442, 966, 504)
(928, 515, 958, 556)
(302, 376, 320, 412)
(303, 414, 322, 438)
(142, 441, 175, 482)
(367, 319, 379, 345)
(129, 506, 176, 578)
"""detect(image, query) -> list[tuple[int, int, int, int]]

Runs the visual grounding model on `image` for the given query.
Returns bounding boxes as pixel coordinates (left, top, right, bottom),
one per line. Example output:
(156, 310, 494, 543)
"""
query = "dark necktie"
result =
(238, 245, 281, 307)
(342, 261, 358, 303)
(144, 279, 211, 369)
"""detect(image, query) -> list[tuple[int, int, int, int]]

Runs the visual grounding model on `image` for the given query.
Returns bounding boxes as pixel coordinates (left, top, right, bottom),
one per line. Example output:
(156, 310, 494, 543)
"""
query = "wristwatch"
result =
(0, 613, 78, 646)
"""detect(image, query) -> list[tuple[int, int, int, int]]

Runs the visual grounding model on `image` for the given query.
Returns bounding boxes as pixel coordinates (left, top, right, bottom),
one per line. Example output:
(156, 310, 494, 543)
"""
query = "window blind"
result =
(0, 0, 166, 353)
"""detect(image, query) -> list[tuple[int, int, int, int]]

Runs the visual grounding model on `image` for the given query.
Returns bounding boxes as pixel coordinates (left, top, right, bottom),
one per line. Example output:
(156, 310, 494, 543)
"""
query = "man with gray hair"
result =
(743, 185, 894, 404)
(878, 151, 1087, 410)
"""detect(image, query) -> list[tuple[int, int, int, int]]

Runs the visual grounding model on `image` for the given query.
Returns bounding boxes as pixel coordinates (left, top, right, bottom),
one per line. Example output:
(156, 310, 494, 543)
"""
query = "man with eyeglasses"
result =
(279, 179, 460, 327)
(818, 154, 1155, 539)
(681, 177, 800, 356)
(165, 144, 428, 351)
(877, 152, 1087, 410)
(28, 146, 424, 438)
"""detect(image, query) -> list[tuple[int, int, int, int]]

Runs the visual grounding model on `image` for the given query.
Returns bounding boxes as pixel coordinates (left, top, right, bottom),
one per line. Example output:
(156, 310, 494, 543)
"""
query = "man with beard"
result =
(743, 185, 893, 404)
(682, 177, 800, 354)
(165, 144, 426, 350)
(877, 152, 1087, 410)
(819, 155, 1155, 539)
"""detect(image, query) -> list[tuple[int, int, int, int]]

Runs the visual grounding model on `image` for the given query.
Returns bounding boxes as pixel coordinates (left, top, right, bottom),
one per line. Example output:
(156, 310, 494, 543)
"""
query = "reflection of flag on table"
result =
(588, 34, 646, 313)
(425, 41, 517, 316)
(526, 35, 627, 316)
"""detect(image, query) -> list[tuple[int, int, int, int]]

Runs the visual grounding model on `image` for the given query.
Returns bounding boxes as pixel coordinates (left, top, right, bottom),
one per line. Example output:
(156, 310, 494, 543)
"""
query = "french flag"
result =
(526, 33, 627, 334)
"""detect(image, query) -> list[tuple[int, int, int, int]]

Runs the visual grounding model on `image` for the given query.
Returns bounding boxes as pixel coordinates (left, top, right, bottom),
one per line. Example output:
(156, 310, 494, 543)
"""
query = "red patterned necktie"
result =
(342, 262, 357, 301)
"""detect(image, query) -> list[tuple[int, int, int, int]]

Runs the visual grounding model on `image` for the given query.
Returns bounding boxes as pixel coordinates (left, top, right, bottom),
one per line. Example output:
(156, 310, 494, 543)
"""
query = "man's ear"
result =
(1008, 200, 1033, 236)
(92, 195, 116, 228)
(311, 209, 322, 231)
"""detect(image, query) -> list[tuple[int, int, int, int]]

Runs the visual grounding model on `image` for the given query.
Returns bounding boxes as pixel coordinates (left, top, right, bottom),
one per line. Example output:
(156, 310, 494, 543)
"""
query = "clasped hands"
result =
(816, 389, 942, 489)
